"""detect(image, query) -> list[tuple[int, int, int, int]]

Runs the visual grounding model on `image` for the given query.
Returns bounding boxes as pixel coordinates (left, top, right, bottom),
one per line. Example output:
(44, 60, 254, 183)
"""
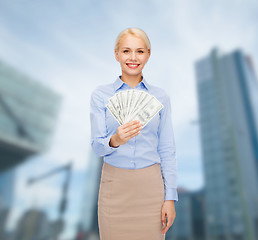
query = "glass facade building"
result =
(167, 188, 205, 240)
(79, 150, 103, 237)
(0, 168, 15, 208)
(195, 49, 258, 240)
(0, 59, 62, 239)
(168, 189, 193, 240)
(0, 59, 62, 172)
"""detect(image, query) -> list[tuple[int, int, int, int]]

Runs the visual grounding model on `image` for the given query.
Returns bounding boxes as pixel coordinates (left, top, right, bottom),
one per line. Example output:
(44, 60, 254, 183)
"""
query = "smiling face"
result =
(115, 34, 150, 80)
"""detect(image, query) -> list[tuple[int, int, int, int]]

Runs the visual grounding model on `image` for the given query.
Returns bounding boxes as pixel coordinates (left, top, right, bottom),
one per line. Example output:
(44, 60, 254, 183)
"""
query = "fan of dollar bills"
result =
(106, 89, 164, 128)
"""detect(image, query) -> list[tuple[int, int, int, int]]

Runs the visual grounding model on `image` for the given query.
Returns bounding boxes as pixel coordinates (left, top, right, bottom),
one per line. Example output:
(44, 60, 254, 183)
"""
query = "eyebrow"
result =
(121, 47, 145, 50)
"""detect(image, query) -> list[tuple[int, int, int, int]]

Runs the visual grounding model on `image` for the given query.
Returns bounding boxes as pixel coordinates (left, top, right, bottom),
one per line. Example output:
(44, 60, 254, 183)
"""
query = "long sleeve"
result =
(157, 93, 178, 202)
(90, 89, 118, 157)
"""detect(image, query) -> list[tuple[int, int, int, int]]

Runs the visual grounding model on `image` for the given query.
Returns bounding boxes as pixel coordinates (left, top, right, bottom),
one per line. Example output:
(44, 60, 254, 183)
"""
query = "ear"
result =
(115, 50, 119, 62)
(146, 49, 151, 62)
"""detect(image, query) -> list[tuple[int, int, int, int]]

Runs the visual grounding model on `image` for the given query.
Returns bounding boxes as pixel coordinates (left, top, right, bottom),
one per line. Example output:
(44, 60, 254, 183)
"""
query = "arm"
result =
(157, 93, 178, 202)
(158, 93, 178, 234)
(90, 89, 142, 156)
(90, 89, 119, 156)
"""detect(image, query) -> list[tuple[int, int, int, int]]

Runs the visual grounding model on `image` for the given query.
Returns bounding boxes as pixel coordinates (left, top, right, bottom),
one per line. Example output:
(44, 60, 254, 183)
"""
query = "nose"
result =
(130, 51, 136, 61)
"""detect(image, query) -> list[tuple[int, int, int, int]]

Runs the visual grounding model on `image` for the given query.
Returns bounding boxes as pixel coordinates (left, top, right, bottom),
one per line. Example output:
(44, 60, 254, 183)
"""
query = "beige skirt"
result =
(98, 162, 165, 240)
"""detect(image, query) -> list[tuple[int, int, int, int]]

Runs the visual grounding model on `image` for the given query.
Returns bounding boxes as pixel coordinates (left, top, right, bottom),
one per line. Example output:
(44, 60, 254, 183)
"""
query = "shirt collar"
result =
(113, 75, 150, 92)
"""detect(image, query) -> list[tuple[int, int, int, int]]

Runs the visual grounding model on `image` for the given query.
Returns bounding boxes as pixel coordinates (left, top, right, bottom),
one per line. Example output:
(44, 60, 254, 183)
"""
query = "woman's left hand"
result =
(161, 200, 176, 235)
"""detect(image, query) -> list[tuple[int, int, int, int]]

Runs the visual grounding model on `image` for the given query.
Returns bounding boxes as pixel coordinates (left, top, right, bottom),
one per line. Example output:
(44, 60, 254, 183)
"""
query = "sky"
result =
(0, 0, 257, 238)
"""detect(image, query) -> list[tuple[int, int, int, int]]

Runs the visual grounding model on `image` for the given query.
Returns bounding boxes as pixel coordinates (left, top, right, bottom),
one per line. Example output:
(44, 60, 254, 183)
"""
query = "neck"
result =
(120, 73, 142, 89)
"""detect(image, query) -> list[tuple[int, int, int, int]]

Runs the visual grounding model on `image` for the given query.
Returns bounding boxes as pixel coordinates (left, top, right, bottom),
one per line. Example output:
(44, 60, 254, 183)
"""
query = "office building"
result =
(0, 59, 62, 172)
(195, 49, 258, 240)
(14, 209, 49, 240)
(79, 150, 103, 236)
(0, 168, 15, 208)
(0, 59, 62, 239)
(166, 188, 205, 240)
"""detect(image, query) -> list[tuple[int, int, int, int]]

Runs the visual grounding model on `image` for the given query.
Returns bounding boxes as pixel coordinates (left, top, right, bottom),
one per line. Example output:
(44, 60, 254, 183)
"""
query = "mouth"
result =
(126, 63, 140, 69)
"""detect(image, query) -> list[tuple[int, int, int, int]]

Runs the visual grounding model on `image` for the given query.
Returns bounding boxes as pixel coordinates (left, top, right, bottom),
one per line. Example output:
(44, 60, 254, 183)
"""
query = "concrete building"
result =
(195, 49, 258, 240)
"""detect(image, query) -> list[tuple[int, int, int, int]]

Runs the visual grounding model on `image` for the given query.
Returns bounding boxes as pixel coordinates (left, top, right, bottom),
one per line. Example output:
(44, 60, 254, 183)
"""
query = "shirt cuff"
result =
(104, 133, 119, 153)
(164, 188, 178, 202)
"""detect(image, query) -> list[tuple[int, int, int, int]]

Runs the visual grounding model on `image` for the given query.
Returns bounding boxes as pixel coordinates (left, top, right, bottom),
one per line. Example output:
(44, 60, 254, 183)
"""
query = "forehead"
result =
(119, 34, 147, 49)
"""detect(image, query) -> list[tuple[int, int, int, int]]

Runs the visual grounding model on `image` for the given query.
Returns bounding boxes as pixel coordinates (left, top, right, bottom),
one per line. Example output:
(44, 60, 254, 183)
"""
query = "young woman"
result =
(90, 27, 178, 240)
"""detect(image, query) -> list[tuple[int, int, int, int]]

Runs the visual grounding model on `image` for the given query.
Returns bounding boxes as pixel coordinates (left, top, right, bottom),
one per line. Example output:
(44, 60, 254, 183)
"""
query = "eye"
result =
(123, 50, 129, 53)
(138, 50, 144, 53)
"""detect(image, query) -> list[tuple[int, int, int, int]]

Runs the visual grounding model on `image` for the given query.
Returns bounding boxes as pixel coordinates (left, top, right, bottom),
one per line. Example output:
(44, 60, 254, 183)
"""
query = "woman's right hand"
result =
(109, 120, 143, 148)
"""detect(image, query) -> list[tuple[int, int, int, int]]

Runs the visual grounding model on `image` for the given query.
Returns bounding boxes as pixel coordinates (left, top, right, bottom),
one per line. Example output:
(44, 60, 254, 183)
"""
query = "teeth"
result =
(128, 64, 138, 67)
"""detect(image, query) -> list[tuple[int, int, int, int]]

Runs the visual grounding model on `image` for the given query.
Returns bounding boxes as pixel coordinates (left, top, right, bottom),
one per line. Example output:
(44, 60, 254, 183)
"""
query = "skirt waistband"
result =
(102, 162, 161, 176)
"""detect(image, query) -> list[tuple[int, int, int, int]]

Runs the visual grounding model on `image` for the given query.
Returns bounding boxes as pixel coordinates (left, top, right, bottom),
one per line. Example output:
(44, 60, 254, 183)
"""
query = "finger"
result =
(162, 219, 173, 234)
(124, 128, 141, 140)
(121, 120, 140, 129)
(166, 219, 172, 228)
(117, 121, 140, 135)
(116, 125, 141, 144)
(161, 219, 167, 234)
(161, 213, 166, 226)
(125, 125, 142, 136)
(124, 122, 142, 134)
(162, 225, 169, 235)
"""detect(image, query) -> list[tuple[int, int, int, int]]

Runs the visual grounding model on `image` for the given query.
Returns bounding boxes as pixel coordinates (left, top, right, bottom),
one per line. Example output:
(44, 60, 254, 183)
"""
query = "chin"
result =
(126, 72, 142, 77)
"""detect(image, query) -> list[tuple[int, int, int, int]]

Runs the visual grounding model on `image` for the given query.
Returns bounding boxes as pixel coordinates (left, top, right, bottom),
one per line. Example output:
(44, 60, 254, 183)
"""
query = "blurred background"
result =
(0, 0, 257, 240)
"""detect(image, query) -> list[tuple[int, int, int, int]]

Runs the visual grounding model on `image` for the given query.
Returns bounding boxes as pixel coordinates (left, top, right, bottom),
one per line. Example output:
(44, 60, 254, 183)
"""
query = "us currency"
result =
(131, 91, 153, 116)
(106, 89, 164, 128)
(126, 90, 143, 122)
(116, 92, 124, 122)
(106, 103, 123, 125)
(120, 90, 128, 122)
(107, 90, 131, 124)
(108, 96, 123, 124)
(126, 90, 133, 118)
(126, 96, 164, 127)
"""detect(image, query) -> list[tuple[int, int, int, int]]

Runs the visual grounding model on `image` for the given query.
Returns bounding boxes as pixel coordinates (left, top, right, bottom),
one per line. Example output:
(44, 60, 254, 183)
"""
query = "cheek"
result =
(119, 54, 128, 63)
(140, 56, 149, 64)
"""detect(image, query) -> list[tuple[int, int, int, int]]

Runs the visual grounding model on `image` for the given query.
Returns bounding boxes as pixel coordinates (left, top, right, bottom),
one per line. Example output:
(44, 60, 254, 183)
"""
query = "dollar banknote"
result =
(106, 89, 164, 128)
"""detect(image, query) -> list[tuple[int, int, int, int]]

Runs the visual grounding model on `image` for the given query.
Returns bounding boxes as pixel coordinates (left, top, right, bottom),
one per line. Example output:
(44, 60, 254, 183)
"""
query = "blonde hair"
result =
(114, 27, 151, 53)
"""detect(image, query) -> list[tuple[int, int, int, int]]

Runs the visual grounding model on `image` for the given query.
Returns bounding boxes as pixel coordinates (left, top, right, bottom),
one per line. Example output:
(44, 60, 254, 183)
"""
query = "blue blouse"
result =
(90, 76, 178, 202)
